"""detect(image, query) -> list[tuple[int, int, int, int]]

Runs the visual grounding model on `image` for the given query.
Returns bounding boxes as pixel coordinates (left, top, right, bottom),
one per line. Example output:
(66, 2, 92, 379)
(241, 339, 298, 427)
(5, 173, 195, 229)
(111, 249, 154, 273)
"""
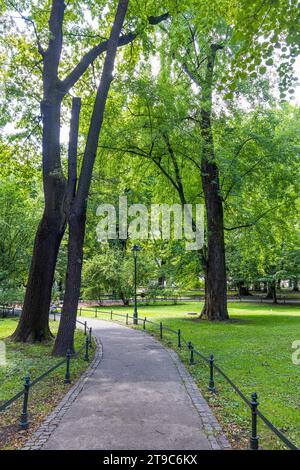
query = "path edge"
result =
(22, 336, 103, 450)
(165, 346, 231, 450)
(135, 328, 231, 450)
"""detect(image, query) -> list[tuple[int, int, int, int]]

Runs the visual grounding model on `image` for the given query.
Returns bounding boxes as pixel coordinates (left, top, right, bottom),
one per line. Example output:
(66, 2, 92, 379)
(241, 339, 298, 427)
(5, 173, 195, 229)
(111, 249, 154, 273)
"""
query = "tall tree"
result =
(9, 0, 168, 342)
(157, 0, 300, 318)
(53, 0, 130, 355)
(194, 43, 228, 320)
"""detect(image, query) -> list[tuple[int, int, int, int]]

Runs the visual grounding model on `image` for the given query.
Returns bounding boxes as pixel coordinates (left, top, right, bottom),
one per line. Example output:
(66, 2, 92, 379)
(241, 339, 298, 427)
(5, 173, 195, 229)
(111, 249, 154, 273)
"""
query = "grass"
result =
(0, 318, 93, 450)
(160, 289, 300, 299)
(81, 301, 300, 450)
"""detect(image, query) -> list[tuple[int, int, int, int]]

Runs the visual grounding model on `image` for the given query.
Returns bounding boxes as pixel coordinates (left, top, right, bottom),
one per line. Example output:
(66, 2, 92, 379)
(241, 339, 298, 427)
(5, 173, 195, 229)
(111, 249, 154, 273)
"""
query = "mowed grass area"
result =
(0, 318, 92, 450)
(82, 301, 300, 450)
(179, 289, 300, 299)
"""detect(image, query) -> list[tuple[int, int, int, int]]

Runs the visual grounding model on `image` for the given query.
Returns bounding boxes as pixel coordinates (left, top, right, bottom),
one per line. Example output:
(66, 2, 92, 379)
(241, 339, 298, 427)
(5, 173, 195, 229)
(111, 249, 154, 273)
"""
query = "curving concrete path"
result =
(28, 319, 229, 450)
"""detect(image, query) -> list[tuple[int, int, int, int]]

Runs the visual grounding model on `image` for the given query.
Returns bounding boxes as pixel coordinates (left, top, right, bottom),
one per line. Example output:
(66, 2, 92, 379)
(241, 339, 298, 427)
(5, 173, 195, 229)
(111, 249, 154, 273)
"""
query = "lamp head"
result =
(132, 244, 141, 258)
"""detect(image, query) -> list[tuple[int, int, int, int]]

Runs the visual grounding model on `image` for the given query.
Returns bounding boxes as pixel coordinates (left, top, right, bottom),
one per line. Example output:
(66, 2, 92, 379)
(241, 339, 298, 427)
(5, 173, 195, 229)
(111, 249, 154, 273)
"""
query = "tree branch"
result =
(220, 136, 261, 190)
(7, 0, 45, 56)
(223, 155, 266, 201)
(67, 97, 81, 205)
(60, 12, 169, 94)
(182, 63, 202, 88)
(224, 204, 282, 231)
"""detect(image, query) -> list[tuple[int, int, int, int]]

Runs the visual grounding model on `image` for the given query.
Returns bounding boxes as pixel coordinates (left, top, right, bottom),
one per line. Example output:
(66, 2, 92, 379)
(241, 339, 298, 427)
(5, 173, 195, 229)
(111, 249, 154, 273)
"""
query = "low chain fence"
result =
(1, 306, 298, 450)
(82, 295, 299, 306)
(0, 318, 94, 430)
(73, 306, 298, 451)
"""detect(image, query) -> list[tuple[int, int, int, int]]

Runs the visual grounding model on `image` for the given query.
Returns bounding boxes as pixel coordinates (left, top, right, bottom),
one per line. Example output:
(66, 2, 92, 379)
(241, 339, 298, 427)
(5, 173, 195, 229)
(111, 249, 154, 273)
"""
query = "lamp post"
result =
(132, 244, 140, 325)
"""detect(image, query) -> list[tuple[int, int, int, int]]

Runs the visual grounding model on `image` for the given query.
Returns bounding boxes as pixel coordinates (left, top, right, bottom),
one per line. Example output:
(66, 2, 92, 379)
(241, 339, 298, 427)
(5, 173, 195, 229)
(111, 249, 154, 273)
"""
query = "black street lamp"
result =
(132, 244, 141, 325)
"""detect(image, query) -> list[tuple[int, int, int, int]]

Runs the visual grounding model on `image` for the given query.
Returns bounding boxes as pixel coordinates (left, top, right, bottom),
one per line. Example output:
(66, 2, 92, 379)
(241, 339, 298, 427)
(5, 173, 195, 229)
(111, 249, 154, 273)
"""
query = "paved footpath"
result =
(25, 319, 230, 450)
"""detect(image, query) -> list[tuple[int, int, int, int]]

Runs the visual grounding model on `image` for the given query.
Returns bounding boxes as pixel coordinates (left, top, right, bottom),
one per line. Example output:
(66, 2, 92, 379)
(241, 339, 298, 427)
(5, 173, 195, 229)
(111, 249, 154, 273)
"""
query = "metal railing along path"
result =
(76, 306, 298, 451)
(0, 318, 94, 430)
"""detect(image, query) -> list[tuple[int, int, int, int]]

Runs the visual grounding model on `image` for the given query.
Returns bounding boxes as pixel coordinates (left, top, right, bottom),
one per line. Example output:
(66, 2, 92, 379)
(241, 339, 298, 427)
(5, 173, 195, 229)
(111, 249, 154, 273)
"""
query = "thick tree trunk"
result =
(183, 45, 228, 320)
(120, 291, 130, 306)
(12, 1, 67, 342)
(12, 210, 66, 341)
(53, 212, 85, 355)
(12, 100, 67, 341)
(201, 163, 228, 320)
(199, 45, 228, 321)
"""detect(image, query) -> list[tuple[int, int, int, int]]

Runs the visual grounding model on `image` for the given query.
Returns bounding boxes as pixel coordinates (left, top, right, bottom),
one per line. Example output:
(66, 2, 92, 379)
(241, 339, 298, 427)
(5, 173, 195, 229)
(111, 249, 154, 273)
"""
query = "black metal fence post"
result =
(143, 317, 146, 329)
(208, 354, 216, 392)
(250, 392, 259, 450)
(110, 310, 113, 320)
(89, 327, 92, 347)
(160, 322, 163, 339)
(79, 307, 82, 316)
(126, 313, 128, 325)
(84, 337, 89, 361)
(84, 321, 87, 335)
(190, 345, 195, 365)
(177, 329, 181, 348)
(95, 307, 97, 318)
(65, 350, 71, 384)
(20, 375, 30, 429)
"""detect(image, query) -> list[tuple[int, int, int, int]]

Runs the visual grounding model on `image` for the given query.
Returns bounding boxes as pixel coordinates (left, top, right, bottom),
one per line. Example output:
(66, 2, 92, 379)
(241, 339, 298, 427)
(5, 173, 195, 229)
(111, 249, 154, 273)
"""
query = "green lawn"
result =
(147, 288, 300, 299)
(81, 301, 300, 450)
(0, 318, 92, 449)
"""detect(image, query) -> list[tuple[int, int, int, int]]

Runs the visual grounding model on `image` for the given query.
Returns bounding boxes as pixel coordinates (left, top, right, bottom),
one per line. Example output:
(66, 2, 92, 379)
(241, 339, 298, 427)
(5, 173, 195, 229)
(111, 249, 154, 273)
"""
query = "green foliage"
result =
(0, 0, 300, 299)
(221, 106, 300, 286)
(82, 242, 158, 303)
(0, 177, 42, 302)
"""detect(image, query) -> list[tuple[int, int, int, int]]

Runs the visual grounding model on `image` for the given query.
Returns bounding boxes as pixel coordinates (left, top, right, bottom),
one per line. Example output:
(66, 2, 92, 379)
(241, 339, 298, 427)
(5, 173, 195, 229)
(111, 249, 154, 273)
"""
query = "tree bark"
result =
(120, 291, 130, 305)
(12, 210, 66, 341)
(53, 0, 130, 355)
(13, 0, 67, 341)
(53, 212, 86, 354)
(201, 160, 228, 319)
(198, 45, 228, 321)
